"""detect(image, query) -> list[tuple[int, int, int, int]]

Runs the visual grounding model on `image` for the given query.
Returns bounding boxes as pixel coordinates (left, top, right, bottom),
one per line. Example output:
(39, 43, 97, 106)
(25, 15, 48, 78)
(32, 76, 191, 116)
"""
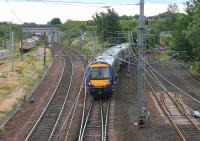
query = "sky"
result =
(0, 0, 187, 24)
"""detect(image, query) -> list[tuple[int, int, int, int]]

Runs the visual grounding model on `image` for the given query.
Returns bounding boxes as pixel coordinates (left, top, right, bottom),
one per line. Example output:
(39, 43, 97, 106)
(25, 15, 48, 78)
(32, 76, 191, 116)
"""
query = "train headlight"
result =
(88, 82, 93, 86)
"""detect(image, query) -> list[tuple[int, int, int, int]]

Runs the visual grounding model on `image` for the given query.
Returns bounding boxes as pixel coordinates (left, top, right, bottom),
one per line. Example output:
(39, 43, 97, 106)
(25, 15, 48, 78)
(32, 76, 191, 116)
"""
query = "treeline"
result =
(148, 1, 200, 64)
(58, 8, 159, 49)
(58, 9, 139, 50)
(1, 1, 199, 67)
(0, 22, 20, 48)
(171, 0, 200, 63)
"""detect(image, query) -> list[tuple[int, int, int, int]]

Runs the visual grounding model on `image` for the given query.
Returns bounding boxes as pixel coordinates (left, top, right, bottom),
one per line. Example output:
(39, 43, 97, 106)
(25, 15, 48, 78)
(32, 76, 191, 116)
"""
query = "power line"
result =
(6, 0, 23, 24)
(26, 0, 139, 7)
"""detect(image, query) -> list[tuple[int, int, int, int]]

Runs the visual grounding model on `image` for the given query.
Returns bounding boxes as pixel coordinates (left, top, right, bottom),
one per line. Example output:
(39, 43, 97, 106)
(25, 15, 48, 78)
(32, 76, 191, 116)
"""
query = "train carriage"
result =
(86, 43, 130, 97)
(0, 50, 8, 61)
(19, 36, 39, 52)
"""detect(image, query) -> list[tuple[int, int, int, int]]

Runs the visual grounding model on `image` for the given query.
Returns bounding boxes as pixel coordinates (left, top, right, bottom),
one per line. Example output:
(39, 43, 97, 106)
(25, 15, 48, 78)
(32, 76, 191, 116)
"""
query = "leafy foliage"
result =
(170, 0, 200, 62)
(48, 17, 62, 25)
(93, 8, 123, 45)
(0, 22, 20, 48)
(167, 3, 179, 13)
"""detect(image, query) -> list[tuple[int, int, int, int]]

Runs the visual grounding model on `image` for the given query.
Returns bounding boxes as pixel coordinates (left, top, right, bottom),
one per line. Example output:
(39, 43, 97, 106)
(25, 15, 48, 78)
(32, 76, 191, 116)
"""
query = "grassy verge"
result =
(0, 45, 52, 122)
(61, 37, 102, 59)
(159, 52, 171, 62)
(188, 62, 200, 73)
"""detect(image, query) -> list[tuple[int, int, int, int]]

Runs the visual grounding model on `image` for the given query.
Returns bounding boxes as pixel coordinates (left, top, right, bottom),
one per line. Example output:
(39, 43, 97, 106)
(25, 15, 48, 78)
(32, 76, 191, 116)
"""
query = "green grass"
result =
(62, 37, 102, 59)
(0, 112, 6, 120)
(0, 126, 5, 134)
(159, 52, 170, 62)
(0, 44, 53, 122)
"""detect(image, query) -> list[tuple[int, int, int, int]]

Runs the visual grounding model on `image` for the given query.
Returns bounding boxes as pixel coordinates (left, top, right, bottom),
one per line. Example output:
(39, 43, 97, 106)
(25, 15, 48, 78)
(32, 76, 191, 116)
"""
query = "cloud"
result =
(0, 1, 185, 24)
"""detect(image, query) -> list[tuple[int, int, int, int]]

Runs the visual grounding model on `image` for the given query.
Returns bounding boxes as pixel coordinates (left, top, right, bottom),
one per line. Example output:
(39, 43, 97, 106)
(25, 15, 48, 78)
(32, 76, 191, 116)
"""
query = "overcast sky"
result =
(0, 0, 187, 24)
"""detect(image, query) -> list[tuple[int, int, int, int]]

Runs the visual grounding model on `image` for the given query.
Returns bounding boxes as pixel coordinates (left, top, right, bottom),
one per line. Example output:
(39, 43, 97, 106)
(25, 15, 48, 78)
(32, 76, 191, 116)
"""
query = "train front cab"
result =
(86, 62, 114, 98)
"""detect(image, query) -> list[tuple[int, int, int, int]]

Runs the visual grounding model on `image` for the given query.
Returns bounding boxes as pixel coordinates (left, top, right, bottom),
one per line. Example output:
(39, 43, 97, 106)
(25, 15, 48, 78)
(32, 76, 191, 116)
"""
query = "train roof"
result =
(93, 43, 129, 66)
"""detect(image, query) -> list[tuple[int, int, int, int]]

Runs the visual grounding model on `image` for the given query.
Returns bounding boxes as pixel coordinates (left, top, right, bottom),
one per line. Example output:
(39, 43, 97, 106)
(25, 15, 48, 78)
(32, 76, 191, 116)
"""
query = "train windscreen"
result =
(90, 67, 109, 80)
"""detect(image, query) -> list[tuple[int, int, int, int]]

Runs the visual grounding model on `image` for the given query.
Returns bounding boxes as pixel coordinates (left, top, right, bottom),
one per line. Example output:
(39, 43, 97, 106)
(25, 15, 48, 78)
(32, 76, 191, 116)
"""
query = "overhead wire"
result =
(6, 0, 23, 24)
(26, 0, 139, 7)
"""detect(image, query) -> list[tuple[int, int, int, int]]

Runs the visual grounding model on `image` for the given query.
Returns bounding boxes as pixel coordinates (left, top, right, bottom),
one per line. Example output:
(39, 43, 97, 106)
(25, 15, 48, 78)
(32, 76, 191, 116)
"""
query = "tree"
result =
(170, 0, 200, 62)
(167, 3, 179, 13)
(93, 8, 122, 45)
(48, 18, 62, 25)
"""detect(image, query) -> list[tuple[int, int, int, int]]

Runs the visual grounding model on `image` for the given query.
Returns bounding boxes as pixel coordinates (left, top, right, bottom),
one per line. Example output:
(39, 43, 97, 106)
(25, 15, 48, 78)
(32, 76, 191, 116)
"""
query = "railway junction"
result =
(0, 42, 199, 141)
(1, 1, 200, 141)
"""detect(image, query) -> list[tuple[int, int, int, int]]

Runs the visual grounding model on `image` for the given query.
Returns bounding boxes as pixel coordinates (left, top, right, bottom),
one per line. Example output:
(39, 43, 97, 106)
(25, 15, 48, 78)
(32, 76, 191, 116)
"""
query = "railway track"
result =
(78, 98, 110, 141)
(167, 62, 200, 99)
(50, 46, 87, 141)
(25, 46, 74, 141)
(145, 64, 200, 141)
(130, 48, 200, 140)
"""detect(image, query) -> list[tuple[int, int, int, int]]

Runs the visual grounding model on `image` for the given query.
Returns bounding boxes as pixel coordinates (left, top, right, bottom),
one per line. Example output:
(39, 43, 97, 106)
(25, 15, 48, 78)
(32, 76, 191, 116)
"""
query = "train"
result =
(19, 36, 39, 52)
(86, 43, 130, 97)
(0, 50, 8, 63)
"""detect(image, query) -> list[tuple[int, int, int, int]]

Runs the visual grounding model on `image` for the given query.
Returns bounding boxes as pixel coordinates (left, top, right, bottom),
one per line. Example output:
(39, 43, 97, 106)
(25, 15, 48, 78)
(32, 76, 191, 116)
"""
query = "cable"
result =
(26, 0, 139, 7)
(6, 0, 23, 24)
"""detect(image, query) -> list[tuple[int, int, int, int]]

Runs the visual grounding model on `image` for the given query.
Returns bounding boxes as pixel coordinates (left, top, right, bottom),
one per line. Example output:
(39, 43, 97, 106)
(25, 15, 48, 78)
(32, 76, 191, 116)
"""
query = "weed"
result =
(0, 126, 5, 134)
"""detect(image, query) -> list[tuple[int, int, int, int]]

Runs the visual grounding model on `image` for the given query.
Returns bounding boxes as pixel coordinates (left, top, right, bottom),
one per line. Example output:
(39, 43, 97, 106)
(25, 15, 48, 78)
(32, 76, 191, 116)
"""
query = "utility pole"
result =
(117, 31, 119, 44)
(92, 31, 96, 59)
(101, 15, 104, 46)
(3, 24, 6, 49)
(5, 24, 7, 49)
(11, 32, 15, 71)
(137, 0, 146, 127)
(20, 26, 23, 61)
(80, 30, 83, 49)
(128, 31, 131, 75)
(9, 22, 11, 42)
(48, 34, 52, 48)
(44, 33, 47, 67)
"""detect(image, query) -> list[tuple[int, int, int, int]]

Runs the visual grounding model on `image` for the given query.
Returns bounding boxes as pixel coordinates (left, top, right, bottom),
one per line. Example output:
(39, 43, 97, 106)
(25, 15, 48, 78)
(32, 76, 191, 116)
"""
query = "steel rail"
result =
(145, 78, 186, 141)
(100, 99, 104, 141)
(137, 52, 200, 109)
(167, 62, 200, 98)
(63, 48, 86, 141)
(53, 56, 86, 140)
(149, 64, 200, 105)
(163, 91, 200, 140)
(134, 46, 200, 140)
(103, 99, 110, 141)
(63, 47, 89, 141)
(145, 61, 193, 113)
(138, 51, 200, 105)
(78, 76, 88, 141)
(78, 58, 90, 141)
(148, 64, 195, 112)
(78, 98, 110, 141)
(147, 65, 200, 134)
(146, 65, 200, 140)
(48, 48, 74, 141)
(79, 100, 94, 141)
(25, 47, 66, 141)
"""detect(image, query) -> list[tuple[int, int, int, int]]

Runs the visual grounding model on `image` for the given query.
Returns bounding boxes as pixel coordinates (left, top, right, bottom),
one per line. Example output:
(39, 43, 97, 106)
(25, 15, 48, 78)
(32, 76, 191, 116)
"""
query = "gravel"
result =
(0, 47, 64, 141)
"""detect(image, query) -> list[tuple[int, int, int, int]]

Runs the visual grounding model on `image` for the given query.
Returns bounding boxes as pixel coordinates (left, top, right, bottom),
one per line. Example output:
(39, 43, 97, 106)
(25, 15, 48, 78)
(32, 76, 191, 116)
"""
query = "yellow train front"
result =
(86, 43, 130, 98)
(86, 61, 114, 98)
